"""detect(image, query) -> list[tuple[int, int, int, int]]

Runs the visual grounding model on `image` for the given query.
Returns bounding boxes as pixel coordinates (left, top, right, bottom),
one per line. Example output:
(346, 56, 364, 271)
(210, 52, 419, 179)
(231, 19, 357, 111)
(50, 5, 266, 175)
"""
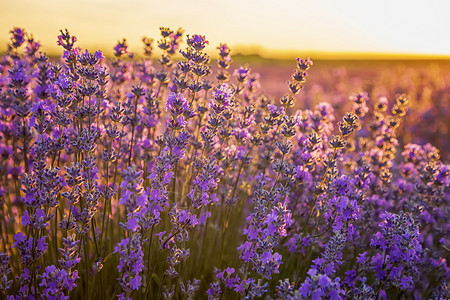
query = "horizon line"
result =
(233, 50, 450, 61)
(1, 42, 449, 61)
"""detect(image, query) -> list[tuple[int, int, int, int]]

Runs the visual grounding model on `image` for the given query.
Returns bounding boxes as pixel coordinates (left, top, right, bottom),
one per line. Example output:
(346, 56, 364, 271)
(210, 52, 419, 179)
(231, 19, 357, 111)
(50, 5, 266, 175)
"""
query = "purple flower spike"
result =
(10, 27, 26, 48)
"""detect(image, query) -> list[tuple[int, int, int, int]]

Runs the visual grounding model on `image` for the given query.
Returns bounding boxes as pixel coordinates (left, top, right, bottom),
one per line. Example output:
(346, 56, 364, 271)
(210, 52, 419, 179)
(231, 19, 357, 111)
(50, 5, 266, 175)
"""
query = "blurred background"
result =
(1, 0, 449, 59)
(1, 0, 450, 158)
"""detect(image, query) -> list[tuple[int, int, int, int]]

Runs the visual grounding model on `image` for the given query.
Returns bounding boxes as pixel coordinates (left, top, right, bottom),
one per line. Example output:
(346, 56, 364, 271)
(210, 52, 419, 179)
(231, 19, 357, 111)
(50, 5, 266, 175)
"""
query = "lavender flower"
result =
(209, 83, 234, 115)
(39, 265, 75, 299)
(13, 232, 48, 265)
(114, 38, 129, 58)
(186, 34, 209, 51)
(119, 165, 147, 232)
(115, 234, 144, 298)
(0, 252, 12, 291)
(369, 211, 422, 290)
(9, 27, 26, 48)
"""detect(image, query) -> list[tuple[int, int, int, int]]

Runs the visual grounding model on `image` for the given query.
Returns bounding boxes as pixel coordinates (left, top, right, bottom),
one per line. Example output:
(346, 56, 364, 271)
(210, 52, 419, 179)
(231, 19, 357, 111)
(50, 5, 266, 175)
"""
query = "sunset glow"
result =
(1, 0, 449, 58)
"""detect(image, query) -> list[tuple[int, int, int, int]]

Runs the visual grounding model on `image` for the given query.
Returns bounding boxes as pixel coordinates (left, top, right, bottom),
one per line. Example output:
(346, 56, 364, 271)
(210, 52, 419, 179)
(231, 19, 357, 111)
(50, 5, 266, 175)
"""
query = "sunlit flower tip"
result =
(142, 36, 153, 46)
(24, 34, 41, 56)
(217, 43, 231, 57)
(395, 94, 409, 106)
(350, 91, 369, 104)
(10, 27, 25, 48)
(10, 27, 26, 48)
(113, 38, 128, 57)
(78, 49, 103, 66)
(292, 70, 307, 83)
(187, 34, 209, 51)
(296, 57, 313, 71)
(94, 50, 104, 60)
(165, 92, 189, 115)
(57, 29, 77, 51)
(209, 83, 234, 113)
(142, 36, 154, 56)
(234, 66, 250, 82)
(159, 27, 173, 37)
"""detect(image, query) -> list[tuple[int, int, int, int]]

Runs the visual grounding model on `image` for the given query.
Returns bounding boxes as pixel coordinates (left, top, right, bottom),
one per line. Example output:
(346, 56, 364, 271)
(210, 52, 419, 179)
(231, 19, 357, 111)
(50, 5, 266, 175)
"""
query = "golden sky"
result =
(1, 0, 449, 58)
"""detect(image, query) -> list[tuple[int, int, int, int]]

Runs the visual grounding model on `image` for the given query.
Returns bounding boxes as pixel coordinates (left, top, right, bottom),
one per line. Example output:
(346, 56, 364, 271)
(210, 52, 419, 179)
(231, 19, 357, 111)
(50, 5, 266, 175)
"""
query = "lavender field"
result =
(0, 27, 449, 299)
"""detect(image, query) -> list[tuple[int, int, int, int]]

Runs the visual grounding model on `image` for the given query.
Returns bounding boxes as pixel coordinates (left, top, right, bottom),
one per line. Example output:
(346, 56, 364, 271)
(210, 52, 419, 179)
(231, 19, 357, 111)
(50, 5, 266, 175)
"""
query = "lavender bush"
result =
(0, 27, 449, 299)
